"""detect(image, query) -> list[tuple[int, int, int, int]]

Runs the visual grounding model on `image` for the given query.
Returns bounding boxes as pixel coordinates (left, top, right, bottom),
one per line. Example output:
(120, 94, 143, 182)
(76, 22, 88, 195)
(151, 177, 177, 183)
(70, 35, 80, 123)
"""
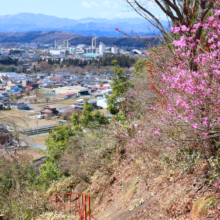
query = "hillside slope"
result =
(88, 156, 220, 220)
(0, 31, 158, 47)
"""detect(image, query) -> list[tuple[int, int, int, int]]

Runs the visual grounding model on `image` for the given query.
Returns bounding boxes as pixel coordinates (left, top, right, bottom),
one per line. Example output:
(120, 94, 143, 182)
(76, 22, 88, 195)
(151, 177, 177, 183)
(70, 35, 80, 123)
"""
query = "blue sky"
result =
(0, 0, 165, 20)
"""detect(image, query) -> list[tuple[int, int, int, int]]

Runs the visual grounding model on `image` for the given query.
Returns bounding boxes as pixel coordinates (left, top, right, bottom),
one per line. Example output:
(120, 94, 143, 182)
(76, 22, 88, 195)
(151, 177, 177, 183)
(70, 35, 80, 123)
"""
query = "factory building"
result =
(99, 42, 106, 56)
(53, 86, 89, 96)
(111, 46, 119, 54)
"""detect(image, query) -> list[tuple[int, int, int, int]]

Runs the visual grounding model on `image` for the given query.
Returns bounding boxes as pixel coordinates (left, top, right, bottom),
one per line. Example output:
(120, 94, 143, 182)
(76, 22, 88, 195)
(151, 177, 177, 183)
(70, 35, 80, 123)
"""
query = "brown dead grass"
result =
(98, 109, 108, 115)
(0, 110, 60, 128)
(57, 99, 77, 105)
(1, 109, 33, 117)
(17, 147, 45, 161)
(27, 134, 48, 146)
(90, 157, 219, 220)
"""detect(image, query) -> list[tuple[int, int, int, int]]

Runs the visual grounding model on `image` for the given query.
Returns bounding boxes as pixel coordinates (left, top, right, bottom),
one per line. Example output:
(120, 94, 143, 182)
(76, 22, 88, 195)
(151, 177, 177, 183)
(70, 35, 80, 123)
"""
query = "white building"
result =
(111, 46, 119, 54)
(50, 50, 61, 56)
(53, 86, 89, 96)
(119, 49, 126, 54)
(99, 42, 106, 56)
(97, 99, 108, 109)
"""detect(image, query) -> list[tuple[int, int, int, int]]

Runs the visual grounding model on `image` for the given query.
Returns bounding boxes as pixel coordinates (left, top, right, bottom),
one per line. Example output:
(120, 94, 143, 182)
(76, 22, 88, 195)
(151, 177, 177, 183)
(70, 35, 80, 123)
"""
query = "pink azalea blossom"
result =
(194, 23, 201, 28)
(193, 123, 198, 129)
(180, 25, 189, 32)
(203, 118, 208, 125)
(173, 36, 186, 48)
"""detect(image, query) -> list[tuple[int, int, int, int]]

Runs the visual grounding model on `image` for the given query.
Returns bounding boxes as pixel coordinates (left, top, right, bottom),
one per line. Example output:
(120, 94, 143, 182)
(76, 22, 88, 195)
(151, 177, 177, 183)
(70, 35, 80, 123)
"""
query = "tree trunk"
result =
(203, 139, 216, 160)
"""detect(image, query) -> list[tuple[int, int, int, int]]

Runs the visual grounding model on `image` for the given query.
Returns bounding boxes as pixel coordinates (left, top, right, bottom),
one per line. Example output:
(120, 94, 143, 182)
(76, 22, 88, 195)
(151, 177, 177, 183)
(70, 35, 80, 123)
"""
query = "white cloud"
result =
(81, 1, 118, 9)
(81, 2, 91, 8)
(103, 1, 118, 8)
(91, 2, 100, 7)
(148, 1, 158, 9)
(103, 1, 111, 5)
(81, 1, 100, 8)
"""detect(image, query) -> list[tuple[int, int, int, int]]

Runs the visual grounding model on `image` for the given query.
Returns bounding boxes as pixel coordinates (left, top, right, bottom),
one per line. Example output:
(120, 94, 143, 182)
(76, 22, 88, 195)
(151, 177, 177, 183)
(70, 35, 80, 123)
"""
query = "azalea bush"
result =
(115, 4, 220, 162)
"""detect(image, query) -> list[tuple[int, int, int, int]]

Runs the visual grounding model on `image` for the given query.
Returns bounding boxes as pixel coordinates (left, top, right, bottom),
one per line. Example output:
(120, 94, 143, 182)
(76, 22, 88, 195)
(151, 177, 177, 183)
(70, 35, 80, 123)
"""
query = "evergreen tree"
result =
(106, 60, 132, 114)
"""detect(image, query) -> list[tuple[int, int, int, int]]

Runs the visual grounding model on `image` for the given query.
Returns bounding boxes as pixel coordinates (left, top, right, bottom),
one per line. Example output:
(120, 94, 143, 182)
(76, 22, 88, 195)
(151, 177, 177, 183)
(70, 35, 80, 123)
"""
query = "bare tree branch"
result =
(124, 0, 214, 41)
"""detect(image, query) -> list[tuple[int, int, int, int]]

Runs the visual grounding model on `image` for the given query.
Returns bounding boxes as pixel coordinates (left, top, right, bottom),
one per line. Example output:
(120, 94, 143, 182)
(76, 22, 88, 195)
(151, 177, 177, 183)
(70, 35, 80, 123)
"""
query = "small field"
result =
(0, 109, 60, 128)
(30, 103, 71, 112)
(27, 134, 49, 147)
(56, 99, 77, 105)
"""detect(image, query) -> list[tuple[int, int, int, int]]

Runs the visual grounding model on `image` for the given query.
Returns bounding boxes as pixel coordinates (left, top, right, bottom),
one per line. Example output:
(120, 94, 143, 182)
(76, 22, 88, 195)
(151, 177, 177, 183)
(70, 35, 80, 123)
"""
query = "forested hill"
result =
(0, 31, 159, 47)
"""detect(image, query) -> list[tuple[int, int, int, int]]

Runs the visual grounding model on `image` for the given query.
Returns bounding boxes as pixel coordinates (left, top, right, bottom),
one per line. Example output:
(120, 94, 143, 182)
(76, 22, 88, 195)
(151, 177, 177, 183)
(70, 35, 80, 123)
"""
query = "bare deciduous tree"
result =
(125, 0, 214, 40)
(39, 61, 51, 72)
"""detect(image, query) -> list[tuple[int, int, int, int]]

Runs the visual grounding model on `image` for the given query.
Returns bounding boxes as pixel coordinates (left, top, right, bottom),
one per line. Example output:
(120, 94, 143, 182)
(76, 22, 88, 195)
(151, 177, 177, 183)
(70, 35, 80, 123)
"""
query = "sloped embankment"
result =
(88, 158, 220, 220)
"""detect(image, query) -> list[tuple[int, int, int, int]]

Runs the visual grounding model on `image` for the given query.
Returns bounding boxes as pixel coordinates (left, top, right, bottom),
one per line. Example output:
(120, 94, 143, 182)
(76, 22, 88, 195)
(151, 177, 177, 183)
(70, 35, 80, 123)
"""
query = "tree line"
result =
(38, 54, 136, 68)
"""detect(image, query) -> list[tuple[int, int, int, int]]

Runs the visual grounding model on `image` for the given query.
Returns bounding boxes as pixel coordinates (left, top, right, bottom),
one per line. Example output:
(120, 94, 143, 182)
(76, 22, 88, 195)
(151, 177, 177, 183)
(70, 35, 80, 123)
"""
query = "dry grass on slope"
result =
(89, 153, 220, 220)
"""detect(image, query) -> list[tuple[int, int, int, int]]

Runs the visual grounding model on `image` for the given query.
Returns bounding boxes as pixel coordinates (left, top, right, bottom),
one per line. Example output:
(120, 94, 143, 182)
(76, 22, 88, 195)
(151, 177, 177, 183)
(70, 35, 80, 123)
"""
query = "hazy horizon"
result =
(0, 12, 145, 21)
(0, 0, 166, 20)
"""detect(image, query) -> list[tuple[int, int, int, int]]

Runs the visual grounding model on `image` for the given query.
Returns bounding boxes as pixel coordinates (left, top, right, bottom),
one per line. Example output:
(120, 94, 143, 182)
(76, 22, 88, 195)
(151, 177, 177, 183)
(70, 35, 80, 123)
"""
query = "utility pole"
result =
(36, 111, 38, 135)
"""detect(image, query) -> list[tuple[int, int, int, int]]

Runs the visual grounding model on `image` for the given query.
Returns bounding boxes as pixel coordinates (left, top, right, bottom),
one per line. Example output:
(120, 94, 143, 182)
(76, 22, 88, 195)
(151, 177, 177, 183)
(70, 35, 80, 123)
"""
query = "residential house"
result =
(61, 92, 77, 99)
(10, 101, 30, 110)
(6, 84, 22, 92)
(73, 99, 97, 109)
(55, 72, 70, 79)
(41, 105, 58, 116)
(0, 91, 10, 108)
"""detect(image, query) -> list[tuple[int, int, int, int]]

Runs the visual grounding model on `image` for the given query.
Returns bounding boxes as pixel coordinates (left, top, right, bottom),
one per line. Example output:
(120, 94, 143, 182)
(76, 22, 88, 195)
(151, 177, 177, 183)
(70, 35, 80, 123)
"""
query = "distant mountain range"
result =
(0, 13, 169, 37)
(0, 31, 159, 47)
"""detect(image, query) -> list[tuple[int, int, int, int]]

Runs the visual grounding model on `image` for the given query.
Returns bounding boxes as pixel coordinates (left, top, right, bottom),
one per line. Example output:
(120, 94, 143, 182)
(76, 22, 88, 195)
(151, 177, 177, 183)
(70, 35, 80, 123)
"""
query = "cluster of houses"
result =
(0, 70, 117, 93)
(0, 70, 126, 111)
